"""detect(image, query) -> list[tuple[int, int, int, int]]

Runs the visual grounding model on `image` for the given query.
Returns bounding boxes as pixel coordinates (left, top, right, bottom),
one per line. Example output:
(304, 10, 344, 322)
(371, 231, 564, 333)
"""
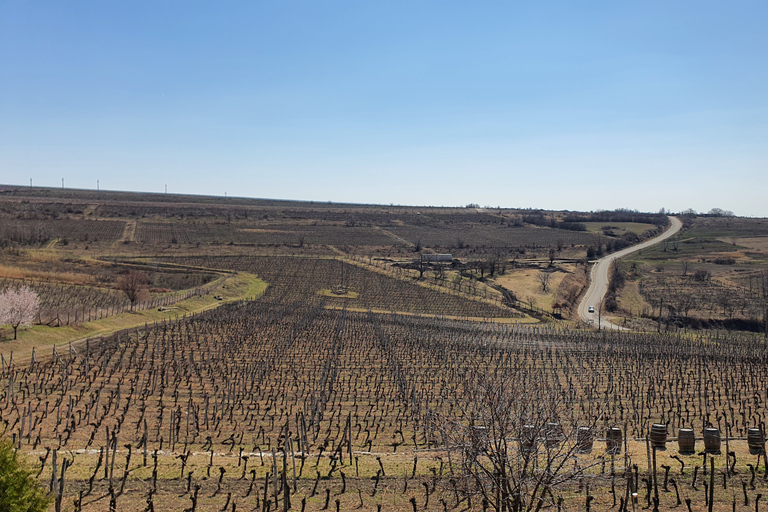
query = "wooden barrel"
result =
(677, 428, 695, 455)
(650, 424, 667, 450)
(748, 428, 765, 455)
(545, 422, 564, 447)
(703, 427, 721, 454)
(577, 426, 594, 453)
(520, 425, 536, 453)
(606, 427, 623, 454)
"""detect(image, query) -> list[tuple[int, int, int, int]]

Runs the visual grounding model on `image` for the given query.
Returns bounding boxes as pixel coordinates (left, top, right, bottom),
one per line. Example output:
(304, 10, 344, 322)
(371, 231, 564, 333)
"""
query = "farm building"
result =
(422, 253, 452, 263)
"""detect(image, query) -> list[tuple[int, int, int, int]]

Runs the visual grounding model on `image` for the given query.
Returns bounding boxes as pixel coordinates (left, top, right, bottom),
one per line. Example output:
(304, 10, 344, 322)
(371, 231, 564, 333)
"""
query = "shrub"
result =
(693, 270, 711, 282)
(0, 438, 52, 512)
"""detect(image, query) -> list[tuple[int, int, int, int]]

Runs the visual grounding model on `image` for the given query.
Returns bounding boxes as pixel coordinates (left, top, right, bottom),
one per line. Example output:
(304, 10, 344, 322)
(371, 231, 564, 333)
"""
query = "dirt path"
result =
(578, 216, 683, 329)
(113, 219, 136, 247)
(377, 227, 412, 246)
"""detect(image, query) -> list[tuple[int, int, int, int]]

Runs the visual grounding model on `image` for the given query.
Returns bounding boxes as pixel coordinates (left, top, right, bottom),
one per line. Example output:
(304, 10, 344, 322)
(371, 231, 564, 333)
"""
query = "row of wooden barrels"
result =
(647, 424, 766, 455)
(572, 424, 767, 455)
(472, 424, 766, 455)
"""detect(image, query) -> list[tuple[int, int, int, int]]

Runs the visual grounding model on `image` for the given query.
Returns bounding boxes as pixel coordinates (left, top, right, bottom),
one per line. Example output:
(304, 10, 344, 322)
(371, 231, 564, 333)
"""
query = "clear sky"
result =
(1, 1, 766, 216)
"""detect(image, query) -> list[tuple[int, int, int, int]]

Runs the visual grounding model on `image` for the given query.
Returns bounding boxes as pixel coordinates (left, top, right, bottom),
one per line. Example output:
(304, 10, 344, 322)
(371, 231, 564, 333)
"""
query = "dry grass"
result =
(554, 265, 588, 311)
(493, 265, 573, 311)
(617, 281, 653, 317)
(0, 249, 119, 286)
(317, 289, 360, 299)
(721, 236, 768, 254)
(238, 228, 294, 233)
(23, 249, 63, 262)
(0, 263, 97, 285)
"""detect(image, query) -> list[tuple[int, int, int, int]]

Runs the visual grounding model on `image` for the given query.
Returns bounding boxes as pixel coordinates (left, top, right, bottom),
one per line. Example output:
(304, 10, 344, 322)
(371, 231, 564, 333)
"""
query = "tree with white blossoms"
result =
(0, 286, 40, 340)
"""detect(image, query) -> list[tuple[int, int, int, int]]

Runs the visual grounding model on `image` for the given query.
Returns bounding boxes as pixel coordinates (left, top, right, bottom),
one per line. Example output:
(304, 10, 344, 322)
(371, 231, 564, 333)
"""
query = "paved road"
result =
(577, 216, 683, 330)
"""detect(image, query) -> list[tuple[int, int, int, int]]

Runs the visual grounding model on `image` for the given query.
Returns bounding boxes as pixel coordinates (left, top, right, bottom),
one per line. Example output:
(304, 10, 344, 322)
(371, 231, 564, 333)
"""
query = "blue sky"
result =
(1, 1, 766, 216)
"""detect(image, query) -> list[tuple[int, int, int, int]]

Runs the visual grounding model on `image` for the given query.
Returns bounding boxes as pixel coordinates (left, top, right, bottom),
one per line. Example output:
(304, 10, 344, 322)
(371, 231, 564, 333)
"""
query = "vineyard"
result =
(3, 188, 768, 511)
(132, 220, 602, 250)
(386, 225, 599, 250)
(2, 299, 768, 511)
(155, 255, 517, 319)
(0, 188, 615, 259)
(0, 269, 221, 327)
(638, 274, 768, 329)
(134, 222, 402, 247)
(0, 219, 125, 247)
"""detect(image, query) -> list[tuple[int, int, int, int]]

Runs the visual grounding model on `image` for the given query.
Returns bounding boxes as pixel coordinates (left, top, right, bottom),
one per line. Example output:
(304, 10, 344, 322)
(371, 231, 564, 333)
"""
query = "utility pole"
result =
(30, 178, 32, 187)
(165, 184, 167, 194)
(97, 179, 99, 191)
(61, 178, 64, 189)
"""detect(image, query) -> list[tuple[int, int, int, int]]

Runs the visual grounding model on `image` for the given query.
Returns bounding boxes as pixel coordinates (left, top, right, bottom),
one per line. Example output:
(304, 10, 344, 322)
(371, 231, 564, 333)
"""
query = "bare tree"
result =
(0, 286, 40, 340)
(537, 272, 552, 293)
(486, 255, 499, 278)
(433, 265, 445, 283)
(116, 270, 150, 311)
(431, 372, 606, 511)
(417, 256, 426, 279)
(596, 299, 603, 330)
(453, 273, 463, 292)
